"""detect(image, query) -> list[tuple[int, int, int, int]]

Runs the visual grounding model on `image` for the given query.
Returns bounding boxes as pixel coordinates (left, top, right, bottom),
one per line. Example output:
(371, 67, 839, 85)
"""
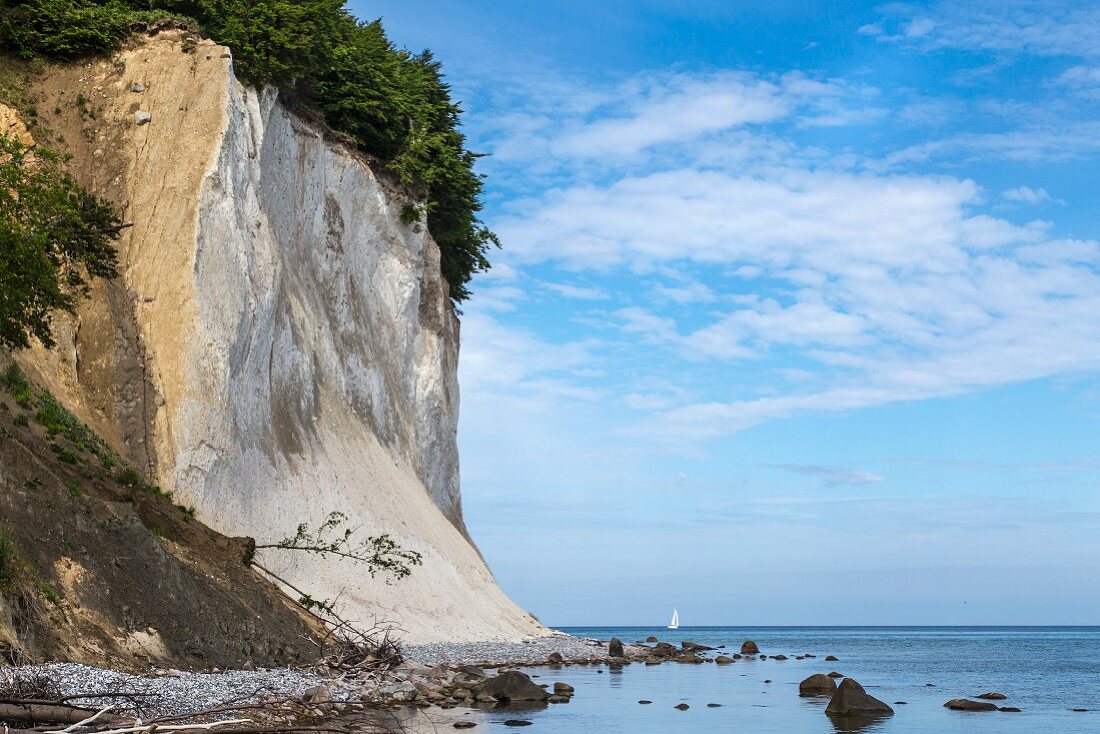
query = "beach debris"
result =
(800, 673, 839, 697)
(609, 638, 625, 657)
(826, 679, 895, 717)
(976, 692, 1007, 700)
(741, 641, 760, 654)
(945, 699, 998, 711)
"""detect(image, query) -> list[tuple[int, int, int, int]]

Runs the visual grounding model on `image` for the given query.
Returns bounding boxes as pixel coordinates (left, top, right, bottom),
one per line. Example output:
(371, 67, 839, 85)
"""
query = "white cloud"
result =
(1002, 186, 1054, 204)
(553, 72, 789, 158)
(542, 282, 611, 300)
(771, 464, 887, 486)
(459, 310, 592, 393)
(871, 1, 1100, 58)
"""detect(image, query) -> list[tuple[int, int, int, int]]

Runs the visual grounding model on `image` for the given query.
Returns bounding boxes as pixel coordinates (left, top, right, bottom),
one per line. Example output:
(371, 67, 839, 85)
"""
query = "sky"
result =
(347, 0, 1100, 627)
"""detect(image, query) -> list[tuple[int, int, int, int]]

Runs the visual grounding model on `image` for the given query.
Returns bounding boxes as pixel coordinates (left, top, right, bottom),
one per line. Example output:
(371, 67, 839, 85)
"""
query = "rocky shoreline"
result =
(5, 633, 1053, 728)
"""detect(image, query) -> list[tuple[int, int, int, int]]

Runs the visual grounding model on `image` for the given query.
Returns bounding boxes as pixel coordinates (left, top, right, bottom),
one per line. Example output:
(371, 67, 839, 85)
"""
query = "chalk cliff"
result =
(14, 33, 543, 643)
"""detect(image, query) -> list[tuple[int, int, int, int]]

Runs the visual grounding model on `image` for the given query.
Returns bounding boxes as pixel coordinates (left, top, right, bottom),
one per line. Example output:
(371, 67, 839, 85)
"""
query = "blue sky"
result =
(349, 1, 1100, 626)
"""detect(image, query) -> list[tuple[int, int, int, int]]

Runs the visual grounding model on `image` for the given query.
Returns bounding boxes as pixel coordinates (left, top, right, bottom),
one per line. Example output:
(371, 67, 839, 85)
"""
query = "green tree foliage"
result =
(0, 0, 134, 59)
(0, 136, 122, 349)
(0, 0, 497, 301)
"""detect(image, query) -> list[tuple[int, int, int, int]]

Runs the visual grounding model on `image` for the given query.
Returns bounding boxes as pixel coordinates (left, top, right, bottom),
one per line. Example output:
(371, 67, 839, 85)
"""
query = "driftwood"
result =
(0, 702, 126, 725)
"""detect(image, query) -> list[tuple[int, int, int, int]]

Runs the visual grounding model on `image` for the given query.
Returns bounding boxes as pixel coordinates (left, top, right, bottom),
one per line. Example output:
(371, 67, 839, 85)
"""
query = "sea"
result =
(385, 626, 1100, 733)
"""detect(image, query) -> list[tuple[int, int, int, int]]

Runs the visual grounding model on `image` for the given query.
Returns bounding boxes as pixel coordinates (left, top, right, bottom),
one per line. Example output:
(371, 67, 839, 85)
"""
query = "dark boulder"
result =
(826, 679, 894, 717)
(681, 641, 714, 651)
(800, 673, 838, 697)
(547, 652, 564, 664)
(976, 692, 1007, 700)
(945, 699, 998, 712)
(645, 636, 658, 643)
(715, 656, 734, 665)
(741, 641, 760, 654)
(609, 638, 625, 657)
(674, 703, 690, 710)
(652, 642, 678, 657)
(827, 671, 844, 678)
(1000, 707, 1021, 712)
(772, 654, 788, 660)
(825, 655, 839, 661)
(475, 671, 549, 702)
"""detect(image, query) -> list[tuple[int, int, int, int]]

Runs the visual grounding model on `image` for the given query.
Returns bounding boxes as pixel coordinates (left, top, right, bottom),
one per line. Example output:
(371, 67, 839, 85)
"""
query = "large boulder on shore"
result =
(825, 679, 894, 717)
(741, 640, 760, 654)
(800, 673, 839, 697)
(475, 671, 549, 702)
(945, 699, 998, 711)
(609, 638, 625, 657)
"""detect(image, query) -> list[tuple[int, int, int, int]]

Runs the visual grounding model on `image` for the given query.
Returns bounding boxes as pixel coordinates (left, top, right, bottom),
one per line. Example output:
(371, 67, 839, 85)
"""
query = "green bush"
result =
(2, 363, 33, 406)
(0, 1, 496, 301)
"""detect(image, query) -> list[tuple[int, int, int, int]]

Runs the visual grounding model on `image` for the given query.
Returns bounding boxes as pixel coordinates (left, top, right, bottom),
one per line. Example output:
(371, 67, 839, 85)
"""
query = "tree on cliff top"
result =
(0, 136, 123, 350)
(0, 0, 498, 302)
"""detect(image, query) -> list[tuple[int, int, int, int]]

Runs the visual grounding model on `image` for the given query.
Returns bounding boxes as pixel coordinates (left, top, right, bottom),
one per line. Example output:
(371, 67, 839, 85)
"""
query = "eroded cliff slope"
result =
(9, 33, 543, 643)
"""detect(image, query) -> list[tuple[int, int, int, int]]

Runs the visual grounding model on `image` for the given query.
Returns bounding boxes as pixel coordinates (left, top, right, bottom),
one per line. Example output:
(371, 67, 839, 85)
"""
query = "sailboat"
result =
(667, 607, 679, 630)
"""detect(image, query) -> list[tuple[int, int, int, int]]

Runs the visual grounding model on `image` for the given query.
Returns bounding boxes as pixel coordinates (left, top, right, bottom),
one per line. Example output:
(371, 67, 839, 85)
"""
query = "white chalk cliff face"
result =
(21, 35, 544, 642)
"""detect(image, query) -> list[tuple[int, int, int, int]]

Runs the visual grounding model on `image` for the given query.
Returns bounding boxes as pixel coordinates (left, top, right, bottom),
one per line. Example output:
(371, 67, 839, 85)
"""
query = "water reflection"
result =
(826, 714, 892, 733)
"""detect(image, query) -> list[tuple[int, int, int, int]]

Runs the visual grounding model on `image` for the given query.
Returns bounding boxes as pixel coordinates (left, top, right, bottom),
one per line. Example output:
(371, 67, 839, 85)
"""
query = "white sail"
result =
(667, 608, 679, 629)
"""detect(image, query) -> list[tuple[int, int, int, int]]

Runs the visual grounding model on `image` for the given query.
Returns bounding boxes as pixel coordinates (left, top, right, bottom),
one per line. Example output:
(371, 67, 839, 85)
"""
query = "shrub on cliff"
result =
(0, 135, 123, 350)
(0, 0, 496, 302)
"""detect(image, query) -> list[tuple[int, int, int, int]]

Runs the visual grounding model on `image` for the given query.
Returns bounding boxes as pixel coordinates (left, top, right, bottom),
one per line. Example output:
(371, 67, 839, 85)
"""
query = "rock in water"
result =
(741, 641, 760, 654)
(609, 637, 625, 657)
(652, 642, 679, 657)
(825, 679, 895, 717)
(475, 671, 549, 702)
(674, 703, 690, 710)
(547, 652, 564, 664)
(681, 641, 714, 651)
(800, 674, 839, 697)
(645, 636, 658, 643)
(976, 692, 1008, 700)
(715, 656, 735, 665)
(945, 699, 998, 711)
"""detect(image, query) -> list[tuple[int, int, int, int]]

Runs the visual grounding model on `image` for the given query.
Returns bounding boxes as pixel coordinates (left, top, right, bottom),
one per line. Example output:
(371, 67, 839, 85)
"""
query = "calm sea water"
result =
(387, 626, 1100, 733)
